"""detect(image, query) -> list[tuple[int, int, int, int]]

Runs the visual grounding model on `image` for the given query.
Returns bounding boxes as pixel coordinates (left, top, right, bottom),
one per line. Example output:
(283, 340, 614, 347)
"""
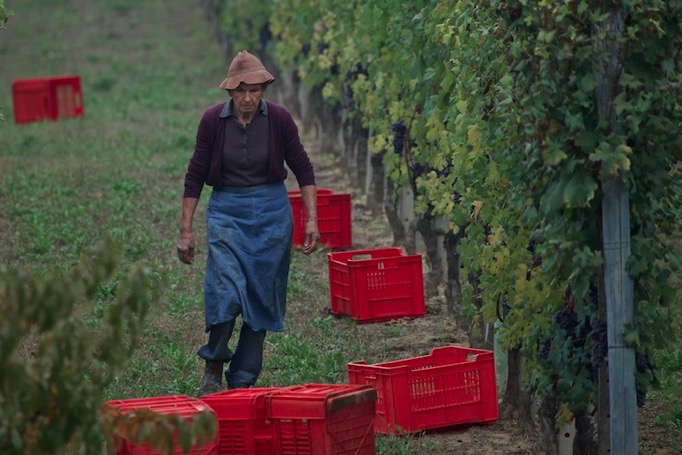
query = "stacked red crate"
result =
(103, 395, 219, 454)
(266, 383, 376, 455)
(288, 188, 352, 249)
(199, 383, 377, 455)
(199, 387, 278, 455)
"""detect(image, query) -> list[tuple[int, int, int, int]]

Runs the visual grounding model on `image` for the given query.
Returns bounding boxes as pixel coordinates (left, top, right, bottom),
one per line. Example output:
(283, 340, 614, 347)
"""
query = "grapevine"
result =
(216, 0, 682, 446)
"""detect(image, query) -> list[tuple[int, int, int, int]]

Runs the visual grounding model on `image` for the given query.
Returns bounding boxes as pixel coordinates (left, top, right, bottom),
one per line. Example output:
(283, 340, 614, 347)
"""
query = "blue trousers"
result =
(197, 320, 267, 388)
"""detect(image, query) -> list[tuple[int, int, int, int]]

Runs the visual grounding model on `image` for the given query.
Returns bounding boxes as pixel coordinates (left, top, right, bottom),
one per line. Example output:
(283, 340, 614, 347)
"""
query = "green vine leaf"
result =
(589, 142, 632, 179)
(623, 327, 641, 348)
(563, 172, 598, 207)
(236, 0, 682, 420)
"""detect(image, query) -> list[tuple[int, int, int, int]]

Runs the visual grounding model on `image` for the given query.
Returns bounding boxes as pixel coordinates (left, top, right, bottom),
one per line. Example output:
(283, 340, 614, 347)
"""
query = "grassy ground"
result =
(0, 1, 680, 454)
(639, 268, 682, 454)
(1, 1, 463, 453)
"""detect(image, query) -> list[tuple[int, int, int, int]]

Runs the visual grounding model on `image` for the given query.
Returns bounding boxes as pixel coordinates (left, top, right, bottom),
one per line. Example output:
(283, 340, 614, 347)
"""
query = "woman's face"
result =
(229, 83, 265, 118)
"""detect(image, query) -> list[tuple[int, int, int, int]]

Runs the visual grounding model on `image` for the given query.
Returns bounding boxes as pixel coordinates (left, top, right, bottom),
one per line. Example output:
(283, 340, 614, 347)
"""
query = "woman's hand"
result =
(303, 218, 320, 255)
(176, 231, 195, 264)
(299, 185, 319, 255)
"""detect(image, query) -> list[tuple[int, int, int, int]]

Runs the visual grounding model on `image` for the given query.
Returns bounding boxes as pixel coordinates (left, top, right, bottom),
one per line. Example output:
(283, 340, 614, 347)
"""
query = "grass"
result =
(0, 1, 451, 453)
(1, 0, 680, 454)
(0, 0, 224, 436)
(641, 295, 682, 454)
(641, 379, 682, 454)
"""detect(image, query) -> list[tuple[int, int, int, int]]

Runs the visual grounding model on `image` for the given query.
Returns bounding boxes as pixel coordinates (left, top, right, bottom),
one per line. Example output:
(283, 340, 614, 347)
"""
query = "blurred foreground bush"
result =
(0, 240, 195, 454)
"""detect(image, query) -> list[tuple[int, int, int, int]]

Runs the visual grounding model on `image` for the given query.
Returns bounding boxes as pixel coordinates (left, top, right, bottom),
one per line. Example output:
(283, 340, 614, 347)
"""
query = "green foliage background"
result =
(0, 0, 11, 121)
(0, 242, 162, 454)
(218, 0, 682, 438)
(1, 0, 681, 452)
(0, 1, 11, 28)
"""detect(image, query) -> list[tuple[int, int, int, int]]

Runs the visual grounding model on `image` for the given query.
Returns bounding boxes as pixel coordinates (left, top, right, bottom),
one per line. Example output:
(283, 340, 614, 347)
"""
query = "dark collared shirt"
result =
(183, 99, 315, 199)
(220, 99, 270, 187)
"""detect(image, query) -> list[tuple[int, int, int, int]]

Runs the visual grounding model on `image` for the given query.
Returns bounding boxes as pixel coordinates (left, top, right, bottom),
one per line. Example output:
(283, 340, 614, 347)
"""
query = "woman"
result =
(176, 50, 320, 396)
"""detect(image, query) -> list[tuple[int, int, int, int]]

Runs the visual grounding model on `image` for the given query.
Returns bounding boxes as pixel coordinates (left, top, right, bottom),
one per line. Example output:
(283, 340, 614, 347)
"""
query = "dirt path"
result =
(283, 125, 536, 455)
(290, 121, 677, 455)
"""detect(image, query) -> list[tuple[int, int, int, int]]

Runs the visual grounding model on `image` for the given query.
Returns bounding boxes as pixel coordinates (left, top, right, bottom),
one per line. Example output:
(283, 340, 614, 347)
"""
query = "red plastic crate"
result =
(105, 395, 191, 411)
(11, 75, 84, 124)
(266, 383, 377, 455)
(347, 346, 499, 435)
(288, 188, 352, 249)
(104, 395, 219, 454)
(199, 387, 279, 455)
(327, 247, 425, 323)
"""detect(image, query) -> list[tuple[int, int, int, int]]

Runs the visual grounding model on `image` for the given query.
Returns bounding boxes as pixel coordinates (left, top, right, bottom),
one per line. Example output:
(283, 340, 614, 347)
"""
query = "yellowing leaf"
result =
(368, 134, 388, 154)
(468, 125, 481, 151)
(589, 142, 633, 178)
(471, 200, 483, 220)
(449, 221, 461, 234)
(487, 226, 506, 246)
(543, 142, 568, 166)
(559, 403, 574, 423)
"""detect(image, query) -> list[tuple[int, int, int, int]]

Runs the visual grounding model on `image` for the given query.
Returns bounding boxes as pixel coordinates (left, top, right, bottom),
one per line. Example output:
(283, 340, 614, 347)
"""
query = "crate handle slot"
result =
(374, 260, 401, 270)
(429, 345, 493, 361)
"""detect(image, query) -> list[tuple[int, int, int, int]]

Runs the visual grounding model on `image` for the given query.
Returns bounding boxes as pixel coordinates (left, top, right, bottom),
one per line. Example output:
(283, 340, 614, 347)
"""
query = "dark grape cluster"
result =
(590, 318, 608, 373)
(527, 240, 542, 271)
(497, 294, 511, 322)
(391, 120, 407, 156)
(575, 317, 591, 350)
(259, 25, 273, 50)
(532, 255, 542, 269)
(635, 352, 655, 407)
(347, 62, 367, 78)
(553, 309, 579, 334)
(502, 293, 511, 318)
(635, 351, 653, 373)
(637, 388, 646, 407)
(312, 43, 338, 75)
(409, 162, 428, 178)
(538, 339, 552, 360)
(452, 192, 462, 204)
(436, 164, 452, 178)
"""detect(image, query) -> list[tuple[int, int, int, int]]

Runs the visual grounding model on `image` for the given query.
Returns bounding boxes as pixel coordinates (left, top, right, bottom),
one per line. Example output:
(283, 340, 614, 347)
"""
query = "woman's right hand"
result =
(176, 231, 195, 264)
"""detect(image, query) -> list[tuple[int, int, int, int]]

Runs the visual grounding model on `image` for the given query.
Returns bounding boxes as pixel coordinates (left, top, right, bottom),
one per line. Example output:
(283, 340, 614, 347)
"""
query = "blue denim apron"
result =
(203, 182, 293, 332)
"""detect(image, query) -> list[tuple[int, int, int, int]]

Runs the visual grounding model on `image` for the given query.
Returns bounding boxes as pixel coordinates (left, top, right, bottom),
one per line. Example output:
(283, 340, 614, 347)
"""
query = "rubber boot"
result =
(197, 361, 224, 397)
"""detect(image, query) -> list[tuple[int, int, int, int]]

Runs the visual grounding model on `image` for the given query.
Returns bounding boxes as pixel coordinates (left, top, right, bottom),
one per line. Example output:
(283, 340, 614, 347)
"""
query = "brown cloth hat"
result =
(219, 50, 275, 90)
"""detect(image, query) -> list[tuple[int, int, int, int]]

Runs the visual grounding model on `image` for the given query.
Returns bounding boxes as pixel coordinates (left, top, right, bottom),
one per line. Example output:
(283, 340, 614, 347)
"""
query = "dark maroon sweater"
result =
(183, 100, 316, 198)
